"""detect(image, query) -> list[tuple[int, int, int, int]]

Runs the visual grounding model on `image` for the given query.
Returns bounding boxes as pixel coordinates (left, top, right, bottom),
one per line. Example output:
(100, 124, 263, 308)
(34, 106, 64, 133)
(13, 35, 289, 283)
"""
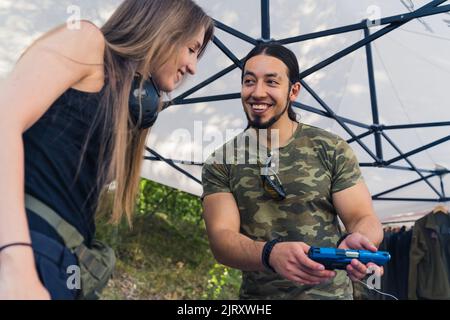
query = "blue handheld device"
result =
(308, 247, 391, 270)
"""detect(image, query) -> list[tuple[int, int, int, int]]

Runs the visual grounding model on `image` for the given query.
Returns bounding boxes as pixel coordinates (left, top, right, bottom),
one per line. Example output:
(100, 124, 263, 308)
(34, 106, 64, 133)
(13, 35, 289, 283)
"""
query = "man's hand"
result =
(338, 232, 384, 282)
(269, 242, 336, 286)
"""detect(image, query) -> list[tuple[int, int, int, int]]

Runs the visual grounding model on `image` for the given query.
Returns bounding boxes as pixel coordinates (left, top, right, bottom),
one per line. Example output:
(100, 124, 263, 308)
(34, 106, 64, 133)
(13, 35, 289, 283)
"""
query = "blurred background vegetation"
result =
(95, 178, 241, 300)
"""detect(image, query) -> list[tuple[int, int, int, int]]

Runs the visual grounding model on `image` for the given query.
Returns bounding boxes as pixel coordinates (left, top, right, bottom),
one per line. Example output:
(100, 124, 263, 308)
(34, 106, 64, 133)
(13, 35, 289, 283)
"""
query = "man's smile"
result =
(248, 102, 274, 115)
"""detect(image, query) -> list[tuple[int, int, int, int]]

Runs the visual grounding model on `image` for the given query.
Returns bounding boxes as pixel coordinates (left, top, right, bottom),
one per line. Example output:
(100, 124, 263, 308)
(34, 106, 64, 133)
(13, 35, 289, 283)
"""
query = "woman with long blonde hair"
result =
(0, 0, 214, 299)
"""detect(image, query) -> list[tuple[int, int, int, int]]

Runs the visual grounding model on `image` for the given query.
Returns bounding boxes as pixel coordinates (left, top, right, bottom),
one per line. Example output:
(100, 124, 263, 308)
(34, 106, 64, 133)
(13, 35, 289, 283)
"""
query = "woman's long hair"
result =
(94, 0, 214, 225)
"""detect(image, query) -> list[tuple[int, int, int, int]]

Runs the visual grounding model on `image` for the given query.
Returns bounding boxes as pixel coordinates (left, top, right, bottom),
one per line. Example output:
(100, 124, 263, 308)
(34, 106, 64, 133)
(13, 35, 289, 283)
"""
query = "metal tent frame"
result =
(145, 0, 450, 204)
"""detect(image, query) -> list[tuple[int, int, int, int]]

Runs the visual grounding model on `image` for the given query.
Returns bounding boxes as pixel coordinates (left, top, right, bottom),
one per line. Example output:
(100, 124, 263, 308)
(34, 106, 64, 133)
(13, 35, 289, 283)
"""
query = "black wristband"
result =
(0, 242, 32, 253)
(336, 233, 352, 247)
(262, 238, 282, 272)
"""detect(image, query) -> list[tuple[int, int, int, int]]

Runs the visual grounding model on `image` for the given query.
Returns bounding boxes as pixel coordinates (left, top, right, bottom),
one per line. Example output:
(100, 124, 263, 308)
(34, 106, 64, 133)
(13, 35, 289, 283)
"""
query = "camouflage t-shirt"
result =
(202, 123, 363, 300)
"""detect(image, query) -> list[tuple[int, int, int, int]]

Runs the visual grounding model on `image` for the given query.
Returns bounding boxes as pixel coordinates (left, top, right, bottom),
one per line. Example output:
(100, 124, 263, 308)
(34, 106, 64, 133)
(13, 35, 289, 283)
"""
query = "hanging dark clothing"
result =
(394, 228, 413, 299)
(408, 211, 450, 300)
(369, 228, 412, 300)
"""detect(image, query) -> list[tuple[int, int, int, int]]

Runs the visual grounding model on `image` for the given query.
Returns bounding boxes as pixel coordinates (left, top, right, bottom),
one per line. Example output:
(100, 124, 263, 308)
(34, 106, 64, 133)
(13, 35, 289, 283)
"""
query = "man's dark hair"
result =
(241, 42, 300, 122)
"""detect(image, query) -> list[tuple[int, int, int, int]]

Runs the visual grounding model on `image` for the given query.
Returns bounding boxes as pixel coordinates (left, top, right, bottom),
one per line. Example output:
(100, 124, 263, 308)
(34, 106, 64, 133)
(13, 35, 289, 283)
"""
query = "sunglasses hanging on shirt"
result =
(259, 155, 287, 201)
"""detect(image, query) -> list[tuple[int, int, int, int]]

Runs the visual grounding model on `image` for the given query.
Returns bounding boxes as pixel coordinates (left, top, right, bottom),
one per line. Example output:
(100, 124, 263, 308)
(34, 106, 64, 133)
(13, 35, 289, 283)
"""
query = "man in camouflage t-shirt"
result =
(202, 43, 384, 300)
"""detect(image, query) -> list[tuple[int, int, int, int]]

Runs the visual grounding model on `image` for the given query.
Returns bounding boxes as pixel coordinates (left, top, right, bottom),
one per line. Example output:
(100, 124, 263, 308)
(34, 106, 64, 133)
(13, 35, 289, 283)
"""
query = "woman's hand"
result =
(0, 246, 50, 300)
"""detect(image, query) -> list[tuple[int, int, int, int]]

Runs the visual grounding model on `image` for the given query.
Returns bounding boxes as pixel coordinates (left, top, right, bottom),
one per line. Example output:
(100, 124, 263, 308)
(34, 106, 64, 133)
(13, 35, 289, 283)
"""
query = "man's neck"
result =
(256, 116, 297, 149)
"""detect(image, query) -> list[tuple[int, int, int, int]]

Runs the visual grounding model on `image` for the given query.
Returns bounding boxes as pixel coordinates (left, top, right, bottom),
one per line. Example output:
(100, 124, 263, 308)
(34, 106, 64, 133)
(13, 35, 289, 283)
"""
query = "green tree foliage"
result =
(136, 179, 204, 224)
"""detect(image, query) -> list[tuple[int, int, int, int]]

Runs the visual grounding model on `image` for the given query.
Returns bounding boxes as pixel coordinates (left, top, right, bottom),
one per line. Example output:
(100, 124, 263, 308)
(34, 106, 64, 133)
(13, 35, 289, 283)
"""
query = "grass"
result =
(96, 210, 241, 300)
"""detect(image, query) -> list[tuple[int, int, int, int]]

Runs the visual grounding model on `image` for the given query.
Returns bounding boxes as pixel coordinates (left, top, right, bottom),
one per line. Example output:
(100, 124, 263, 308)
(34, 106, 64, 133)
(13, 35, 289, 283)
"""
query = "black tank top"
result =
(23, 87, 110, 245)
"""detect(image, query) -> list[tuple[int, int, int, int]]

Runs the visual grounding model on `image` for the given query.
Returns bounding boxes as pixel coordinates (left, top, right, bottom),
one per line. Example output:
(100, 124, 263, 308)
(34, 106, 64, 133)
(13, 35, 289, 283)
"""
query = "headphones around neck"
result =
(129, 73, 161, 129)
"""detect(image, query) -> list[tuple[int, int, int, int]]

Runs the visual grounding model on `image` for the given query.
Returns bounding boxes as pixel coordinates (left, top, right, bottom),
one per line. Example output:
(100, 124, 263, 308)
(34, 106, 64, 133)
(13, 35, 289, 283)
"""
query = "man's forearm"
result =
(209, 229, 266, 272)
(347, 215, 383, 247)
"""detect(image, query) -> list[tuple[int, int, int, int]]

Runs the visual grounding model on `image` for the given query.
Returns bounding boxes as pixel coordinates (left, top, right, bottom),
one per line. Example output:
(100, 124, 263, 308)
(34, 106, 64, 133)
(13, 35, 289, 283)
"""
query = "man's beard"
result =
(246, 100, 290, 129)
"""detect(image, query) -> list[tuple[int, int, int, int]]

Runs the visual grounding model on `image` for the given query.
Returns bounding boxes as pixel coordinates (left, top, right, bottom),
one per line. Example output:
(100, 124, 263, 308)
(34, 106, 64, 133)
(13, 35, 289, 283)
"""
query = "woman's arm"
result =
(0, 21, 104, 299)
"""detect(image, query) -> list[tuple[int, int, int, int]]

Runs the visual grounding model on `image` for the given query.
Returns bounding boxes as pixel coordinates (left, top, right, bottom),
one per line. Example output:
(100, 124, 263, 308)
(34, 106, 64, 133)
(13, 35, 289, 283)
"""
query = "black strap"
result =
(25, 194, 85, 249)
(0, 242, 32, 253)
(262, 238, 282, 272)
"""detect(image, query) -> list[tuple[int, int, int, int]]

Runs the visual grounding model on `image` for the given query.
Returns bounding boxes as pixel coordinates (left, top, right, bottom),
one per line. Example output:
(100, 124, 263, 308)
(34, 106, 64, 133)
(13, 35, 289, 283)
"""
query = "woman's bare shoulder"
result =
(33, 20, 105, 67)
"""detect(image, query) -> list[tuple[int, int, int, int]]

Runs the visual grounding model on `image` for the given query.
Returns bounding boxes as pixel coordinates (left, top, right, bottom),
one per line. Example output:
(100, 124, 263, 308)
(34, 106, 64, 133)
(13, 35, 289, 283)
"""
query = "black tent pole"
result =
(383, 121, 450, 130)
(439, 174, 446, 200)
(261, 0, 271, 41)
(144, 147, 202, 185)
(373, 173, 438, 198)
(364, 25, 383, 161)
(373, 197, 450, 202)
(381, 132, 443, 198)
(279, 1, 449, 45)
(298, 0, 448, 79)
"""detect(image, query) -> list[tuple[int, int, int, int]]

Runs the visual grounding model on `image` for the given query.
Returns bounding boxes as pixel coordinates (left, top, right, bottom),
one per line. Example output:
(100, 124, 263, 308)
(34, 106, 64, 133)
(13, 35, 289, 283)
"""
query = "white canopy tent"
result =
(1, 0, 449, 222)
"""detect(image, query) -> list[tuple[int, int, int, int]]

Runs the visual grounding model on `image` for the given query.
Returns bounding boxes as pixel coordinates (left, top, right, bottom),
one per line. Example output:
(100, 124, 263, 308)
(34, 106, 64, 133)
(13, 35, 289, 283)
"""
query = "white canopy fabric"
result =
(1, 0, 449, 221)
